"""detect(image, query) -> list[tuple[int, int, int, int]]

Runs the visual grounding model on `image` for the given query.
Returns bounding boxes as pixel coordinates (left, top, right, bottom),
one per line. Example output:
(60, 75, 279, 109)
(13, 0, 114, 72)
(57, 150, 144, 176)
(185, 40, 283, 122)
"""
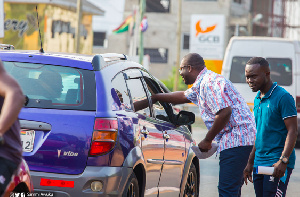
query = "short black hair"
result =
(247, 57, 269, 68)
(183, 53, 205, 68)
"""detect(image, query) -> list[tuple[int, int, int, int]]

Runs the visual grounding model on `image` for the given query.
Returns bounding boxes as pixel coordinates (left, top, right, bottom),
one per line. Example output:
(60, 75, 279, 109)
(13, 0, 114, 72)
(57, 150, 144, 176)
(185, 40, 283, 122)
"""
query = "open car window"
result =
(111, 72, 132, 111)
(123, 69, 151, 117)
(140, 70, 176, 123)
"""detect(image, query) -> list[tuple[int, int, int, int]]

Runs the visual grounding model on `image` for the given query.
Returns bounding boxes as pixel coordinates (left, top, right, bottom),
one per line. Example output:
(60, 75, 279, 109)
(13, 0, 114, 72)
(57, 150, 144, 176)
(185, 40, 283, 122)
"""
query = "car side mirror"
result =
(175, 110, 195, 126)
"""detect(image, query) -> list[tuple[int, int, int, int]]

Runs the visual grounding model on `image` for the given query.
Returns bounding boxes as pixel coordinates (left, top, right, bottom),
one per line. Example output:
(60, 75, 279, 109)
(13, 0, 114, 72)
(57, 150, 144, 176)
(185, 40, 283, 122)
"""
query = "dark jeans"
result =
(218, 146, 253, 197)
(253, 167, 293, 197)
(0, 157, 18, 196)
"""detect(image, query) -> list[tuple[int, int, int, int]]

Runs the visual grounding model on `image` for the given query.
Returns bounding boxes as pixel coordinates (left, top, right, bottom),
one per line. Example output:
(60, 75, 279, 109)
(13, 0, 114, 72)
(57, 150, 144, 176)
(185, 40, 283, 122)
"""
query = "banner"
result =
(190, 14, 225, 60)
(0, 0, 3, 38)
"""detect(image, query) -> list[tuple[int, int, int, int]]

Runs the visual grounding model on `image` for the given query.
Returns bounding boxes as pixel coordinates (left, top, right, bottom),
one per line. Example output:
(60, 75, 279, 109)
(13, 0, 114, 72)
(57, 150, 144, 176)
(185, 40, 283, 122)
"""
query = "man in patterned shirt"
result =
(152, 53, 256, 196)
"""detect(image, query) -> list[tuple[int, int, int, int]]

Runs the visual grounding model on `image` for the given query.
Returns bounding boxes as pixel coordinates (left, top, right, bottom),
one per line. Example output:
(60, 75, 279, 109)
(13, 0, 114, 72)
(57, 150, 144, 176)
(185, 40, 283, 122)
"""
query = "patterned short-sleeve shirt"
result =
(184, 68, 256, 153)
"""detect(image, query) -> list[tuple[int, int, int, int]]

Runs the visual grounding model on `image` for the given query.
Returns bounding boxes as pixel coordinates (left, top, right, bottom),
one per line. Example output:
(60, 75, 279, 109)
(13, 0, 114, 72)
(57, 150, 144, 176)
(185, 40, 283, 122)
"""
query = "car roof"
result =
(0, 50, 146, 72)
(0, 50, 94, 70)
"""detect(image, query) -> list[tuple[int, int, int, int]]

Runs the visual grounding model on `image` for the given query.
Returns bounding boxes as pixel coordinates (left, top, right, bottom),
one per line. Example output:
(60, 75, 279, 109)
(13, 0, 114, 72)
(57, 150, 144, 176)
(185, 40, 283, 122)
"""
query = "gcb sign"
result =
(190, 15, 225, 60)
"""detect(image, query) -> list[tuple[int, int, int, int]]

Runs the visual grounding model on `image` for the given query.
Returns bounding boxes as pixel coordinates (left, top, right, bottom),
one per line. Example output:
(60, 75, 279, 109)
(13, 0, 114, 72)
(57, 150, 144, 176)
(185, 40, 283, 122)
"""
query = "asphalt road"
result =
(191, 125, 300, 197)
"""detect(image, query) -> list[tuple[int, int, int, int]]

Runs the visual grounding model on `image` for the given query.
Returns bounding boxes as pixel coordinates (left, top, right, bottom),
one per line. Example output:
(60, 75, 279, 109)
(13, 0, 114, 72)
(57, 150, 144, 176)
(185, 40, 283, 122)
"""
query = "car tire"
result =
(123, 172, 139, 197)
(183, 163, 198, 197)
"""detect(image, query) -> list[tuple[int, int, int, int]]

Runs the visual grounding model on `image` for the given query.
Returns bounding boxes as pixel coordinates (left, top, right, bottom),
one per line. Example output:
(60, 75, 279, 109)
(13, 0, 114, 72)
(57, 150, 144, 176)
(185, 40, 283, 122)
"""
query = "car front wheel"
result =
(183, 163, 198, 197)
(123, 172, 139, 197)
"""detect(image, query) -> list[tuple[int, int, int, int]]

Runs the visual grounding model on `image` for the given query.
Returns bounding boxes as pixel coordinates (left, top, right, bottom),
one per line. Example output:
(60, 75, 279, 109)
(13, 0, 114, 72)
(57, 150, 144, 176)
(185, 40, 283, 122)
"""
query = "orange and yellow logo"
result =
(195, 20, 217, 36)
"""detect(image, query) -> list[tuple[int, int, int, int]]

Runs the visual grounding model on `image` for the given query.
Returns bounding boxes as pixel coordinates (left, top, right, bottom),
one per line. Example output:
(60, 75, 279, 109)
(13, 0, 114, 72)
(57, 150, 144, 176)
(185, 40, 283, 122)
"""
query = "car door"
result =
(141, 71, 187, 196)
(123, 69, 165, 197)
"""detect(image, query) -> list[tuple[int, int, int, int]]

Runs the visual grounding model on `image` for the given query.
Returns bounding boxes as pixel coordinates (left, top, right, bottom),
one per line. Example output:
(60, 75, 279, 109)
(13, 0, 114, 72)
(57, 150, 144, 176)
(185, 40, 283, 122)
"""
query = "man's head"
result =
(115, 89, 124, 103)
(39, 71, 63, 99)
(245, 57, 271, 92)
(179, 53, 205, 85)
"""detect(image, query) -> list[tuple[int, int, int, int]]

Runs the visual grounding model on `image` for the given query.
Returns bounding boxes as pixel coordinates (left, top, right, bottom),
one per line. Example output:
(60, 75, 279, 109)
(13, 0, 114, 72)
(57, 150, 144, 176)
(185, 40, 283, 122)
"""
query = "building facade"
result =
(1, 0, 103, 54)
(93, 0, 251, 79)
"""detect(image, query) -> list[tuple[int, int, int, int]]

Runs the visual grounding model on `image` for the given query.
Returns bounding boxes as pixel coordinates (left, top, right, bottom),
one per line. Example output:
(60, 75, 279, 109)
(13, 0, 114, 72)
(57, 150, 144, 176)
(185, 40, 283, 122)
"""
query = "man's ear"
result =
(265, 71, 271, 77)
(188, 65, 193, 72)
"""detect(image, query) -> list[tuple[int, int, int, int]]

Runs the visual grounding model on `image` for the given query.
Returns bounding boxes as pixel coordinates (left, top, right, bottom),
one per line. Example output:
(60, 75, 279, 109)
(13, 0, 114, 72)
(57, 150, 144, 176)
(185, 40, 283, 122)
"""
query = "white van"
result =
(221, 36, 300, 145)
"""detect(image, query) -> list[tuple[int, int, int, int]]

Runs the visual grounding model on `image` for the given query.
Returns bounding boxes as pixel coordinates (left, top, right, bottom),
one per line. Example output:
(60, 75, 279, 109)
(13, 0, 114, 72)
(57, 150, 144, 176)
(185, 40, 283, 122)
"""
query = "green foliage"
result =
(161, 67, 188, 91)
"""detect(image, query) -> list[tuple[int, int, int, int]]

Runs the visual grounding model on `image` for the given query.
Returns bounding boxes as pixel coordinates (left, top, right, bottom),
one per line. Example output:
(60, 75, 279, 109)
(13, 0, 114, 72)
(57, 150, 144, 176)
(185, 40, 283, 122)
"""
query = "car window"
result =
(124, 69, 151, 117)
(141, 70, 174, 123)
(3, 61, 96, 110)
(229, 56, 293, 86)
(111, 72, 132, 111)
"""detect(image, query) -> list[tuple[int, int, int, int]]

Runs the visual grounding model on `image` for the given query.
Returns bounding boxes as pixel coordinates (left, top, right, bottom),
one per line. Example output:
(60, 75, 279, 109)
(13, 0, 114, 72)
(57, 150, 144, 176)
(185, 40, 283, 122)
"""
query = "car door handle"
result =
(163, 134, 170, 140)
(141, 129, 149, 135)
(20, 120, 52, 131)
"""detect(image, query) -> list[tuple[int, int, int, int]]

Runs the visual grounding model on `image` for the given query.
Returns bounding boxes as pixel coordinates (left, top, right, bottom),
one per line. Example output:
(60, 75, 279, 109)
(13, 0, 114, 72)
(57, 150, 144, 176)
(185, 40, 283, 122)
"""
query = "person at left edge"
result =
(0, 59, 25, 196)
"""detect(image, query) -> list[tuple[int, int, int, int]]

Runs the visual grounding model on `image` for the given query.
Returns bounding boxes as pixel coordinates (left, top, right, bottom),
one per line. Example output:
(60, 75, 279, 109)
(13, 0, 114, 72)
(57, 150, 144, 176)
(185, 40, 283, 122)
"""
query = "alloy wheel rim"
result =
(184, 171, 196, 197)
(127, 182, 136, 197)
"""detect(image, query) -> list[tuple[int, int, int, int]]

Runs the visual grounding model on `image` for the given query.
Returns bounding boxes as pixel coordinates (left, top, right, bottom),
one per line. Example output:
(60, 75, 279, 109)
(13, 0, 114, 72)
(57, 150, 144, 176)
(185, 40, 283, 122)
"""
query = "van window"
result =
(266, 58, 292, 86)
(3, 61, 96, 110)
(229, 56, 293, 86)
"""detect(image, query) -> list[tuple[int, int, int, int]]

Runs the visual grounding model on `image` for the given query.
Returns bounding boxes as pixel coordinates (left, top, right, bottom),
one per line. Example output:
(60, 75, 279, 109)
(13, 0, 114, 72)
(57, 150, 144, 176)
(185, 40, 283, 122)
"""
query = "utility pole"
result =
(0, 0, 4, 39)
(75, 0, 82, 53)
(139, 0, 145, 64)
(173, 0, 182, 91)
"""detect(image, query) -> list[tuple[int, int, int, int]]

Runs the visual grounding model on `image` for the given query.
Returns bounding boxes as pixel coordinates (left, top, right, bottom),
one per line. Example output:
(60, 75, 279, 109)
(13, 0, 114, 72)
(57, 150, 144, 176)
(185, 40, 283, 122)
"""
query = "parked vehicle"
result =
(4, 159, 34, 197)
(0, 50, 199, 197)
(222, 36, 300, 146)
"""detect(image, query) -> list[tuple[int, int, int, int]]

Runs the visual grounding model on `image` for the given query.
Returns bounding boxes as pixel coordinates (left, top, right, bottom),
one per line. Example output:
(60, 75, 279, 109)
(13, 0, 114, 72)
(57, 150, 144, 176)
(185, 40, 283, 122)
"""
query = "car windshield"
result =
(3, 61, 96, 110)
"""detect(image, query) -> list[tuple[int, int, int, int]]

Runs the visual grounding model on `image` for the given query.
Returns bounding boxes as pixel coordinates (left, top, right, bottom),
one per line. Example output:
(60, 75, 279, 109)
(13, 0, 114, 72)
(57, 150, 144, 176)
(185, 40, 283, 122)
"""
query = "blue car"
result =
(0, 50, 199, 197)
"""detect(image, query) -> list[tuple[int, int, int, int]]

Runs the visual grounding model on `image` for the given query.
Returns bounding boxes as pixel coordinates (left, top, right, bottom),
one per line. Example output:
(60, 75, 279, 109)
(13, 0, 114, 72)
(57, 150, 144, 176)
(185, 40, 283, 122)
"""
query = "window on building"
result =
(233, 0, 242, 3)
(182, 33, 190, 50)
(93, 32, 107, 47)
(146, 0, 170, 13)
(185, 0, 217, 1)
(139, 48, 168, 63)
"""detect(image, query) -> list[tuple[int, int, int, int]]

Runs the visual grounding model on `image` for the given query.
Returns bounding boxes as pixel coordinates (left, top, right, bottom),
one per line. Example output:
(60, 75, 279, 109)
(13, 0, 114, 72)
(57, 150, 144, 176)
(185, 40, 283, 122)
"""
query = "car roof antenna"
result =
(36, 5, 44, 53)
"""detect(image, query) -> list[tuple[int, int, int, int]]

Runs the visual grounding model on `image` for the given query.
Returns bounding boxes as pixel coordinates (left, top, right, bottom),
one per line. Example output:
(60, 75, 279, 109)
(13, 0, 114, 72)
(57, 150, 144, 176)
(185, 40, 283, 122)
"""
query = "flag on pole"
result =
(140, 16, 148, 32)
(113, 14, 134, 34)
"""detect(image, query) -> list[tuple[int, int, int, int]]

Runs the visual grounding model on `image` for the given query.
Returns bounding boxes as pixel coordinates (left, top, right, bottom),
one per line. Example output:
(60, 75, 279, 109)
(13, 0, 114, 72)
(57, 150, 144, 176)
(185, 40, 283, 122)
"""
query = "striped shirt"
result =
(184, 68, 256, 153)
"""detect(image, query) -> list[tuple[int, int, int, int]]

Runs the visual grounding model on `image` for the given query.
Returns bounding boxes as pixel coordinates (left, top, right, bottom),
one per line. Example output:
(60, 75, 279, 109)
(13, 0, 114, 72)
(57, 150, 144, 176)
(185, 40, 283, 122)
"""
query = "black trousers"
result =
(0, 157, 18, 196)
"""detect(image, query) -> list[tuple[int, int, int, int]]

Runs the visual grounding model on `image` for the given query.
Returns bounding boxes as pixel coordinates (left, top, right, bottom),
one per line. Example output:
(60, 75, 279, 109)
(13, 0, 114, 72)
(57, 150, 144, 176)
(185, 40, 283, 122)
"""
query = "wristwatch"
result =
(279, 156, 289, 164)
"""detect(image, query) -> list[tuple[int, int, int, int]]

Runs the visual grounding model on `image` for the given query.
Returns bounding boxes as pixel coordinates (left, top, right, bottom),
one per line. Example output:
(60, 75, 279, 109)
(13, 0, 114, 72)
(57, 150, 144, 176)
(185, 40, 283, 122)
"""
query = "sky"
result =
(87, 0, 125, 34)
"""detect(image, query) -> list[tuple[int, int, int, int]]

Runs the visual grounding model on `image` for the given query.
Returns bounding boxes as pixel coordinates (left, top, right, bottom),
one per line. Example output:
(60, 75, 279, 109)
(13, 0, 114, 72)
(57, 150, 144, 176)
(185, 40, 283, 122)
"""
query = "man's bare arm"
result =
(282, 116, 298, 157)
(151, 91, 190, 105)
(244, 144, 256, 185)
(0, 61, 24, 135)
(272, 116, 297, 178)
(205, 106, 232, 141)
(198, 106, 232, 151)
